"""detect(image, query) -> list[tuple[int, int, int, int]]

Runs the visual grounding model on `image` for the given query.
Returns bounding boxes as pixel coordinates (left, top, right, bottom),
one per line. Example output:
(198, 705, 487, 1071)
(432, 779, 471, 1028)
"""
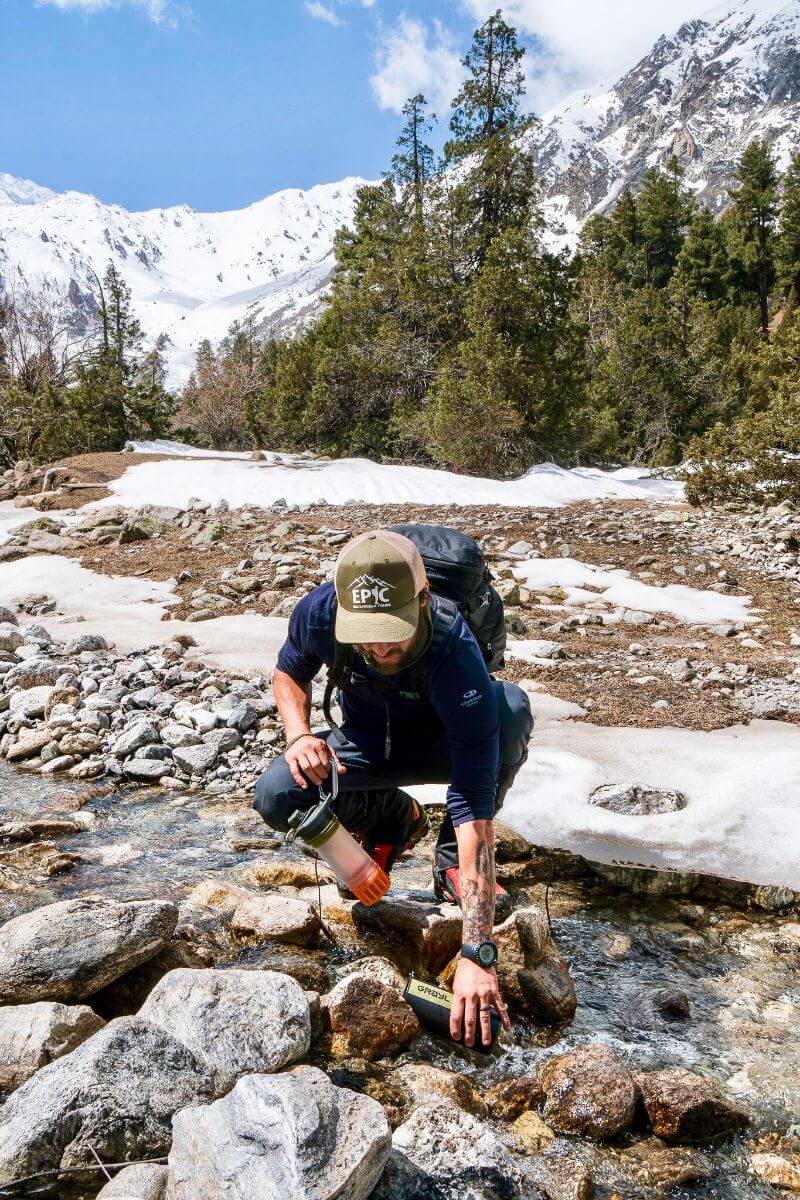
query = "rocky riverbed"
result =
(0, 452, 799, 1198)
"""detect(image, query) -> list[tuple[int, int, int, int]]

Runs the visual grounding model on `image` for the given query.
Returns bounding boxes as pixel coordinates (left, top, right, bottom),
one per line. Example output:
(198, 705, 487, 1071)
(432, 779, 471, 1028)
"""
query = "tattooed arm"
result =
(450, 820, 511, 1048)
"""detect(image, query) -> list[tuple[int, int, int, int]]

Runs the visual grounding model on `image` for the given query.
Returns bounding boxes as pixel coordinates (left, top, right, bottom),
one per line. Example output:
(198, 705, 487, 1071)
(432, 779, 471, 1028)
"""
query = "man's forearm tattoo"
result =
(461, 839, 496, 944)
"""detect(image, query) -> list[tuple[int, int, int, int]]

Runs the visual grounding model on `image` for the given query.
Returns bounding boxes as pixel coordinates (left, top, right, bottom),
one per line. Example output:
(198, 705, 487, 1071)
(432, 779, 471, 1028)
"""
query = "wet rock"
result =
(635, 1067, 749, 1143)
(0, 816, 83, 844)
(750, 1147, 800, 1191)
(485, 1076, 545, 1121)
(539, 1044, 638, 1140)
(0, 897, 178, 1003)
(231, 892, 320, 945)
(618, 1138, 714, 1188)
(0, 1016, 213, 1183)
(243, 858, 336, 890)
(96, 1164, 168, 1199)
(392, 1063, 488, 1118)
(529, 1153, 594, 1200)
(165, 1066, 390, 1200)
(650, 986, 691, 1021)
(0, 1001, 105, 1091)
(320, 973, 419, 1061)
(753, 885, 797, 912)
(589, 782, 687, 816)
(493, 820, 533, 862)
(339, 955, 406, 992)
(493, 907, 576, 1023)
(172, 743, 218, 774)
(139, 968, 310, 1093)
(509, 1110, 555, 1154)
(352, 897, 462, 976)
(380, 1102, 525, 1200)
(186, 879, 253, 914)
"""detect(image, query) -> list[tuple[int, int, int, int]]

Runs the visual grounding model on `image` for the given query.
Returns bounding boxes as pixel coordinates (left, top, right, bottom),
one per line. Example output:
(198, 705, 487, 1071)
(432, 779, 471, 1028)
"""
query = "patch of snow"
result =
(101, 453, 684, 511)
(0, 555, 288, 676)
(0, 503, 43, 546)
(497, 686, 800, 891)
(512, 557, 754, 625)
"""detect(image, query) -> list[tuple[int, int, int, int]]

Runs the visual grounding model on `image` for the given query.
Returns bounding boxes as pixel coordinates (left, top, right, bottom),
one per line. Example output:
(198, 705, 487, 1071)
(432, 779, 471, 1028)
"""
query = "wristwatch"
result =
(461, 940, 498, 968)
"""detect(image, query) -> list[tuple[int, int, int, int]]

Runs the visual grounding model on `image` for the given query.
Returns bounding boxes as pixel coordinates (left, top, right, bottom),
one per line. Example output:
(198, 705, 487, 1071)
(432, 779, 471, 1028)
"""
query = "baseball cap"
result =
(334, 530, 427, 644)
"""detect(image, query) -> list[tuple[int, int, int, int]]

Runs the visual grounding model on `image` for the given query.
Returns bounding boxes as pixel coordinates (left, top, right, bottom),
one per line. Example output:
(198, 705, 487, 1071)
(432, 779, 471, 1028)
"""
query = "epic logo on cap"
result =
(349, 574, 397, 609)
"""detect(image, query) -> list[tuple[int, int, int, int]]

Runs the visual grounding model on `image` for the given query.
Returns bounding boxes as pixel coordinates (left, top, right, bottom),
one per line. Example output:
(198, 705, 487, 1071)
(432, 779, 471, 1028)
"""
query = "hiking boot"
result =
(336, 797, 430, 899)
(433, 865, 512, 922)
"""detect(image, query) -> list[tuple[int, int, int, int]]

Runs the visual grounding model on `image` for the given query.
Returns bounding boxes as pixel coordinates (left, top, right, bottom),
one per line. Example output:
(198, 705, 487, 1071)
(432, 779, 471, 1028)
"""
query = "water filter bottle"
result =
(288, 766, 390, 906)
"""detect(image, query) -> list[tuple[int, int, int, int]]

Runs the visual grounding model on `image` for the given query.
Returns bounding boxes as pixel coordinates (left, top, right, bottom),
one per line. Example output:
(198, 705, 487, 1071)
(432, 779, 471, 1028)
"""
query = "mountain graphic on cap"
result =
(349, 574, 397, 591)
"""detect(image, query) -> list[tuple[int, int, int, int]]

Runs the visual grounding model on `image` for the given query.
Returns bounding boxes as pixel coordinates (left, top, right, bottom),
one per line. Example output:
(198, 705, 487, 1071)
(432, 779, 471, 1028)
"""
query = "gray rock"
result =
(231, 893, 319, 946)
(225, 701, 257, 732)
(123, 758, 173, 782)
(139, 969, 310, 1093)
(67, 634, 108, 653)
(6, 659, 63, 689)
(161, 722, 202, 749)
(0, 897, 178, 1003)
(0, 1016, 213, 1183)
(0, 607, 18, 626)
(97, 1164, 168, 1199)
(0, 1002, 105, 1091)
(621, 610, 657, 626)
(172, 743, 218, 775)
(112, 720, 160, 758)
(5, 729, 53, 762)
(166, 1067, 390, 1200)
(382, 1102, 525, 1200)
(520, 639, 564, 660)
(0, 624, 23, 653)
(8, 686, 54, 719)
(203, 727, 240, 753)
(26, 531, 73, 553)
(589, 783, 687, 816)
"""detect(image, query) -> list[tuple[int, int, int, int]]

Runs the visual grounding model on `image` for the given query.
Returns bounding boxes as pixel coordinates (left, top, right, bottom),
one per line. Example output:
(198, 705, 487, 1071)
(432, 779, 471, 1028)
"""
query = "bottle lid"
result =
(289, 799, 340, 848)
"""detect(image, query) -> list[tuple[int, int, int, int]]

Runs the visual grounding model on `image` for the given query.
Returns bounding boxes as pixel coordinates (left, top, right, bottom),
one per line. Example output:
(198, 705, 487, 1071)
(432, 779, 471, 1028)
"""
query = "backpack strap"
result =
(322, 636, 354, 736)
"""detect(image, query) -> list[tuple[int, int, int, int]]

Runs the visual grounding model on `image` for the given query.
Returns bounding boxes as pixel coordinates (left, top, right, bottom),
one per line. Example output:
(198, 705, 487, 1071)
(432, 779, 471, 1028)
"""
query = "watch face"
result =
(478, 942, 496, 967)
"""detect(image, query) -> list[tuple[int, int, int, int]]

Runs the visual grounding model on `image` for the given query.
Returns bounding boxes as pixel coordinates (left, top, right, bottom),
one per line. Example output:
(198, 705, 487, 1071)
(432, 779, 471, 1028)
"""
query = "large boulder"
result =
(539, 1044, 639, 1140)
(0, 1001, 105, 1091)
(0, 897, 178, 1003)
(139, 968, 310, 1093)
(96, 1164, 168, 1199)
(165, 1067, 391, 1200)
(378, 1102, 527, 1200)
(0, 1016, 213, 1185)
(352, 897, 462, 976)
(320, 973, 419, 1061)
(635, 1068, 749, 1143)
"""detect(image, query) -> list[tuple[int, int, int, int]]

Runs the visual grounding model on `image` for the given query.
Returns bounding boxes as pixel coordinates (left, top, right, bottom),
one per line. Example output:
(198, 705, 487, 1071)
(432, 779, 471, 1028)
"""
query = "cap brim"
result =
(335, 595, 420, 644)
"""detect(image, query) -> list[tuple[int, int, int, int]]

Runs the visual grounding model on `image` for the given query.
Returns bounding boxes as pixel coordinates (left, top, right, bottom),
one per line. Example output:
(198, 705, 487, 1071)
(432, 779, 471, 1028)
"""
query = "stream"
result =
(1, 762, 798, 1199)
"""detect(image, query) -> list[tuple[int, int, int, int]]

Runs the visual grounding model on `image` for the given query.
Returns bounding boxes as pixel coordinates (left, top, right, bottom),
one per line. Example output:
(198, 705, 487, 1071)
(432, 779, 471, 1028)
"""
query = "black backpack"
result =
(323, 525, 506, 726)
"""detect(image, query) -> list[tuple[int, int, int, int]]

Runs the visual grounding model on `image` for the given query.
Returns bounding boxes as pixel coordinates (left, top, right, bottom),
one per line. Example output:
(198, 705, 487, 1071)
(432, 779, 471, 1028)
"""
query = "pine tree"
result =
(390, 94, 436, 226)
(674, 206, 730, 305)
(727, 139, 780, 336)
(777, 151, 800, 301)
(637, 159, 694, 287)
(444, 10, 536, 268)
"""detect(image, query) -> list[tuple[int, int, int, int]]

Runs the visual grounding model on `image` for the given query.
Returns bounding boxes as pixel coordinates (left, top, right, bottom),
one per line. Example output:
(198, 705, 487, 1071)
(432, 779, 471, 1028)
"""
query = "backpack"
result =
(322, 525, 506, 728)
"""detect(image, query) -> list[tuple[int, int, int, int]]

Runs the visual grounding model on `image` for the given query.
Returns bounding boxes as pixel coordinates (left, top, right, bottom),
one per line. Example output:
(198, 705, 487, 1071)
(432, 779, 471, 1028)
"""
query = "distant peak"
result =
(0, 172, 57, 207)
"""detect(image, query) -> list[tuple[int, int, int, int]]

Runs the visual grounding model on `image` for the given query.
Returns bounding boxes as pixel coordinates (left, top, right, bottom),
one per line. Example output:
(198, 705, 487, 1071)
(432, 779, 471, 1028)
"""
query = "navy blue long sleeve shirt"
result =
(275, 582, 500, 826)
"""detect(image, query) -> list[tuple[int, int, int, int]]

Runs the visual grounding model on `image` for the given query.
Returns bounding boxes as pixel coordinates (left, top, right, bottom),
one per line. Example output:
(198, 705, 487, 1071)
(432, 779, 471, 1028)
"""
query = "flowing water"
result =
(1, 763, 798, 1199)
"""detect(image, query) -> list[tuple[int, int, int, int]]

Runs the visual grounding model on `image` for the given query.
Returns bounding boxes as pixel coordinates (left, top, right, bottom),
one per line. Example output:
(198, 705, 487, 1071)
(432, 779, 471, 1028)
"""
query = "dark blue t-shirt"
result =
(275, 581, 500, 826)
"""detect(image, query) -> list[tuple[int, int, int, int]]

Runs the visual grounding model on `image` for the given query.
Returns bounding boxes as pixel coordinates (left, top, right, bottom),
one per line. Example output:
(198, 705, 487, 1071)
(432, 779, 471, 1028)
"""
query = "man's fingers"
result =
(328, 747, 347, 774)
(479, 1003, 493, 1048)
(298, 753, 326, 786)
(287, 758, 307, 789)
(463, 995, 478, 1048)
(493, 989, 512, 1032)
(450, 993, 465, 1041)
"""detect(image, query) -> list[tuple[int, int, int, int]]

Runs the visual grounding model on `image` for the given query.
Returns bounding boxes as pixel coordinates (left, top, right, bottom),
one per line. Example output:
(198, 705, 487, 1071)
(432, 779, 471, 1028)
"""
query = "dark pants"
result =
(253, 680, 533, 870)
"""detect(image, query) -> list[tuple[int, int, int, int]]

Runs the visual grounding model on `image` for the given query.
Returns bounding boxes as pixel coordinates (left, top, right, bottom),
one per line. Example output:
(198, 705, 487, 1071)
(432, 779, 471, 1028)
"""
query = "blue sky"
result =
(0, 0, 716, 212)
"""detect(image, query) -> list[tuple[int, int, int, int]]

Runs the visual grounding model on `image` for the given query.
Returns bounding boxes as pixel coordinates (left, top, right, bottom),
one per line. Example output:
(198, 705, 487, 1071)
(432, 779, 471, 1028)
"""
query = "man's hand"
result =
(285, 735, 346, 790)
(451, 957, 511, 1048)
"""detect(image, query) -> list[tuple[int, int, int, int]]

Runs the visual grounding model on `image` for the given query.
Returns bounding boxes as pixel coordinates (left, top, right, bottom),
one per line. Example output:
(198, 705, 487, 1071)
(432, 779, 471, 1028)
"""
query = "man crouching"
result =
(254, 529, 533, 1048)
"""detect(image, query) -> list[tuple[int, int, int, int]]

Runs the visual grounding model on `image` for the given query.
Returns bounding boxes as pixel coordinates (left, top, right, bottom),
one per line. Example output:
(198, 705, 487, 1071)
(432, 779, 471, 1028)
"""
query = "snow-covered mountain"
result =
(533, 0, 800, 243)
(0, 173, 368, 384)
(2, 0, 798, 383)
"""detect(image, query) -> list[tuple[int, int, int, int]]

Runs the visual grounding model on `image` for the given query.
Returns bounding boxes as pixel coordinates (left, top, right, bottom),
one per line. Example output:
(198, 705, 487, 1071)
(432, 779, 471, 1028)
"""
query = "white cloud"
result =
(305, 1, 343, 26)
(461, 0, 721, 109)
(370, 16, 464, 114)
(38, 0, 176, 23)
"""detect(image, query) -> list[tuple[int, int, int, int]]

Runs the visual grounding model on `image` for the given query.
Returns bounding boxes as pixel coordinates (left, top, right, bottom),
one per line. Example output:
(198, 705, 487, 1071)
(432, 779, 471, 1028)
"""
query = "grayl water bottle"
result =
(288, 767, 390, 905)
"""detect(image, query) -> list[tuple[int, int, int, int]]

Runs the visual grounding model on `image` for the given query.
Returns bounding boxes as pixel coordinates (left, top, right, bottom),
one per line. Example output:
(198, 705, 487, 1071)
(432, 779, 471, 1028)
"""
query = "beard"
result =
(355, 608, 432, 676)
